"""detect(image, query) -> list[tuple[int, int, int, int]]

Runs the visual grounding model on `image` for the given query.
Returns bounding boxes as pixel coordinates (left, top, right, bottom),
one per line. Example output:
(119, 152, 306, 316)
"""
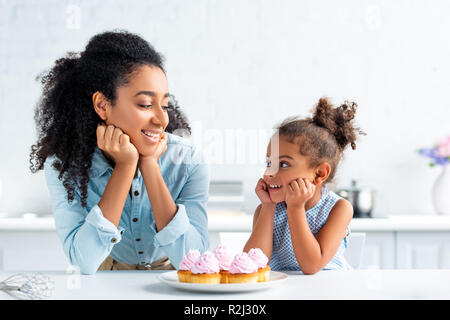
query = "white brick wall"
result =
(0, 0, 449, 216)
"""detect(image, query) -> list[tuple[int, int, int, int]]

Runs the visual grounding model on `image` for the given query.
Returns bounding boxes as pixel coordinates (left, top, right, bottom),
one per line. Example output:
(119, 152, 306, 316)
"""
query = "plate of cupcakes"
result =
(158, 245, 288, 293)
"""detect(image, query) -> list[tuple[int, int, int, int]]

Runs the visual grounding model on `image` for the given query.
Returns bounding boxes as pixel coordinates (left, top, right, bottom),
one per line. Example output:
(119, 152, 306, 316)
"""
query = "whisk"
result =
(0, 273, 54, 300)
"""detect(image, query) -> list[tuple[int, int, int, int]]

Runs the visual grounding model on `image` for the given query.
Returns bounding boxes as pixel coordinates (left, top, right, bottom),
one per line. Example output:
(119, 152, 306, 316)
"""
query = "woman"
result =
(29, 30, 210, 274)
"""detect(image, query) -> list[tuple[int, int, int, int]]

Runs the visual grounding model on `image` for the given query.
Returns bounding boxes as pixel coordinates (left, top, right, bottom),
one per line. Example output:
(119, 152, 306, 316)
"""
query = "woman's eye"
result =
(139, 104, 152, 109)
(162, 106, 170, 111)
(265, 161, 271, 167)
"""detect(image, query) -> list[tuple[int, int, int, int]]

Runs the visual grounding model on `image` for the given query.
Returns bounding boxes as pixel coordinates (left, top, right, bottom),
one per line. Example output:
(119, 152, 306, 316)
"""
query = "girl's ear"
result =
(92, 91, 109, 121)
(314, 162, 331, 185)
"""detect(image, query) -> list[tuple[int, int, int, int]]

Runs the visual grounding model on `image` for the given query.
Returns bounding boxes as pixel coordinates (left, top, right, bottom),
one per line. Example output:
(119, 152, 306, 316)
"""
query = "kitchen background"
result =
(0, 0, 450, 270)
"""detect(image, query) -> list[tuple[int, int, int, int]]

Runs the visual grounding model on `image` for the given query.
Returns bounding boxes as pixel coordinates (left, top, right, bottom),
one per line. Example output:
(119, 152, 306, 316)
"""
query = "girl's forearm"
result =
(98, 163, 136, 227)
(287, 207, 323, 274)
(243, 204, 276, 259)
(140, 159, 177, 232)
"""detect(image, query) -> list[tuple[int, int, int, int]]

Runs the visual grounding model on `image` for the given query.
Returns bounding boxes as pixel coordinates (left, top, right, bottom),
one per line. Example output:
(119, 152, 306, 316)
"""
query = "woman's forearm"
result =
(140, 159, 177, 232)
(287, 207, 323, 274)
(98, 163, 136, 227)
(243, 204, 276, 259)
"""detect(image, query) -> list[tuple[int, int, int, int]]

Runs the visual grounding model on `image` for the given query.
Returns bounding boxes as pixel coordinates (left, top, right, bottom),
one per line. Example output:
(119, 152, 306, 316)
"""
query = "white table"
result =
(1, 269, 450, 300)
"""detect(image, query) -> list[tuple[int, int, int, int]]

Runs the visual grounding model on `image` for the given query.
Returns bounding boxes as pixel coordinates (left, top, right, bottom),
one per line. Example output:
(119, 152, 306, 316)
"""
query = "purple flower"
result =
(417, 136, 450, 167)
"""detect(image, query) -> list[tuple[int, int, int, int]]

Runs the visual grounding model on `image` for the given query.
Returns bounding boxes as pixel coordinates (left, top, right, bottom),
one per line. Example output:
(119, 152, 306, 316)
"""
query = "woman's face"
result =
(263, 135, 316, 203)
(104, 65, 170, 157)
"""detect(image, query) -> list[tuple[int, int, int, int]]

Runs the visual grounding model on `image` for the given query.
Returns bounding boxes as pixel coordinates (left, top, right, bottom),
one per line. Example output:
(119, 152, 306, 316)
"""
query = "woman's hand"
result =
(96, 123, 139, 167)
(255, 178, 274, 206)
(286, 178, 315, 209)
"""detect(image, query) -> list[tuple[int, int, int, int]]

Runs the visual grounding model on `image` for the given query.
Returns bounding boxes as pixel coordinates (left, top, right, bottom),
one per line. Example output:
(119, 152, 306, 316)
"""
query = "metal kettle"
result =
(336, 180, 375, 218)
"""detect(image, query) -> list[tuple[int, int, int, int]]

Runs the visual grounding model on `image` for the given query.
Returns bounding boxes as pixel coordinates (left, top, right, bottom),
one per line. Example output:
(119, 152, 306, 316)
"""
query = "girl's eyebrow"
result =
(134, 91, 170, 98)
(266, 155, 294, 160)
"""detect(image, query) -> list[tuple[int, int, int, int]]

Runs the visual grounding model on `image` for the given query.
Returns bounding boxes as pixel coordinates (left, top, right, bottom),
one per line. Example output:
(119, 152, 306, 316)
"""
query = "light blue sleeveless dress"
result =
(269, 186, 352, 271)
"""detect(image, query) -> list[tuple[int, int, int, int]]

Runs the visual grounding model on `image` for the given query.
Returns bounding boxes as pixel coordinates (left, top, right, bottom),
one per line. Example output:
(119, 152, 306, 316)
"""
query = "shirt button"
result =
(133, 218, 138, 222)
(111, 238, 117, 243)
(138, 251, 144, 254)
(135, 238, 141, 242)
(134, 190, 139, 196)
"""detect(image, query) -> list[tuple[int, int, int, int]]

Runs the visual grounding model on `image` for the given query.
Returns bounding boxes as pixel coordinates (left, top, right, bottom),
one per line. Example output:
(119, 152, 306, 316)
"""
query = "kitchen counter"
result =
(1, 269, 450, 300)
(2, 214, 450, 231)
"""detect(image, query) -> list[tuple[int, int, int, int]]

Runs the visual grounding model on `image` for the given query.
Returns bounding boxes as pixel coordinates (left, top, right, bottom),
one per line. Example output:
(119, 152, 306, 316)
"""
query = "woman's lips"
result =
(141, 130, 161, 143)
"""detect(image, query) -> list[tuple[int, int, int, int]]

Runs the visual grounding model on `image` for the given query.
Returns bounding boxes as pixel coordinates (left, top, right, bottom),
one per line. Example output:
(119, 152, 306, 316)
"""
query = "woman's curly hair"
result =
(29, 30, 191, 208)
(276, 97, 366, 183)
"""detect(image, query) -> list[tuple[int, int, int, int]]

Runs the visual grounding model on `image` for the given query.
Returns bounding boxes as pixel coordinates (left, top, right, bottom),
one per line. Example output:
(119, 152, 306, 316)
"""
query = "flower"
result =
(417, 135, 450, 167)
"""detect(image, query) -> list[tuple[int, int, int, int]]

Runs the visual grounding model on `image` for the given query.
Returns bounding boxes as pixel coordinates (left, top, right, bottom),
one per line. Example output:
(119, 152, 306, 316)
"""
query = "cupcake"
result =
(190, 251, 221, 284)
(228, 252, 259, 283)
(247, 248, 271, 282)
(177, 249, 201, 283)
(213, 244, 234, 283)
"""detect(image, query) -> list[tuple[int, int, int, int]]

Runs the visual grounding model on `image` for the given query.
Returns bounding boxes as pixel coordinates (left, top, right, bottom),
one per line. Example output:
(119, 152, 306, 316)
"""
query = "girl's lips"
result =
(268, 186, 283, 193)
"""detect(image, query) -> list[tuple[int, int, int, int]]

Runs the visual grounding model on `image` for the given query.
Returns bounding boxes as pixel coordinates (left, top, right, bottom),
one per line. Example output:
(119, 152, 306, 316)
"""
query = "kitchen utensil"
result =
(337, 180, 375, 218)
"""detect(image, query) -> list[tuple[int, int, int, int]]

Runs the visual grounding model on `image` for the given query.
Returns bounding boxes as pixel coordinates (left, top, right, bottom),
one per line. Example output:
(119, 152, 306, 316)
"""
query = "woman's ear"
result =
(92, 91, 109, 121)
(313, 162, 331, 185)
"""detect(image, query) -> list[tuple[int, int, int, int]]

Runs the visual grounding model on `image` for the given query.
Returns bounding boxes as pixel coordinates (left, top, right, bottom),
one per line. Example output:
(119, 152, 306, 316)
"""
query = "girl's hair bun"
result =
(312, 97, 365, 151)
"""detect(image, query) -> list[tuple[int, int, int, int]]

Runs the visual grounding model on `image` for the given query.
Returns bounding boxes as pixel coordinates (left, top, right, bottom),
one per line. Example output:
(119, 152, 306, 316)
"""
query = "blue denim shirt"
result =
(44, 132, 210, 274)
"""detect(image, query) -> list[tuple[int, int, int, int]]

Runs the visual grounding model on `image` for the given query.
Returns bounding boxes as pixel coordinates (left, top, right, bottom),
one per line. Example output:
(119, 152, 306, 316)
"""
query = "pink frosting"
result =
(178, 249, 201, 271)
(190, 251, 220, 274)
(247, 248, 268, 269)
(229, 252, 258, 274)
(213, 245, 234, 271)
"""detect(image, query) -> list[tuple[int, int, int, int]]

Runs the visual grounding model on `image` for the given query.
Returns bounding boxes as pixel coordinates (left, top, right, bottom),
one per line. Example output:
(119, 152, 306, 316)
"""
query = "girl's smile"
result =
(264, 135, 317, 203)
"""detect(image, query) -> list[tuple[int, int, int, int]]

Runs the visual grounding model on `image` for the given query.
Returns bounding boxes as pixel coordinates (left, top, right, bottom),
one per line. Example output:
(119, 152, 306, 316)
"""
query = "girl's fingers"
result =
(297, 178, 307, 193)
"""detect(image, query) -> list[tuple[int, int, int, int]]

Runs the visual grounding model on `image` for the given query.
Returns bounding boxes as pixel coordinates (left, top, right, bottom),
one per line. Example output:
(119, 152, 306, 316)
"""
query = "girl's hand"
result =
(255, 178, 274, 205)
(97, 123, 139, 167)
(139, 132, 168, 166)
(286, 178, 315, 209)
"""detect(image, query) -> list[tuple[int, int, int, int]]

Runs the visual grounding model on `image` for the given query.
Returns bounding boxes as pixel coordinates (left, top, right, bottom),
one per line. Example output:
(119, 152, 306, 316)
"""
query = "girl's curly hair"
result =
(276, 97, 366, 183)
(29, 30, 191, 208)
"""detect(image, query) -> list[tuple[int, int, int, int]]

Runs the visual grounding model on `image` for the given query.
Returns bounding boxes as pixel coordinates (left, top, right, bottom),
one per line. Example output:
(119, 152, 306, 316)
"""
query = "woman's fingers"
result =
(96, 123, 106, 149)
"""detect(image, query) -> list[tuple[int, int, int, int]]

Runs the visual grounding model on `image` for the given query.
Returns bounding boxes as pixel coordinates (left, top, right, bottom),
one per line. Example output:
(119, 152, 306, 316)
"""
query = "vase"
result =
(432, 165, 450, 215)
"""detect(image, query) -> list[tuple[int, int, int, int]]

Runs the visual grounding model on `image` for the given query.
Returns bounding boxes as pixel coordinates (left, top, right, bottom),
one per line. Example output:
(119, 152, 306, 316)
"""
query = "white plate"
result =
(157, 271, 288, 293)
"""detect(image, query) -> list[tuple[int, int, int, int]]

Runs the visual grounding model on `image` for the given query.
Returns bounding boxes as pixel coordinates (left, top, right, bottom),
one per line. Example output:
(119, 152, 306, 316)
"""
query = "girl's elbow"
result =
(301, 263, 322, 275)
(302, 268, 320, 275)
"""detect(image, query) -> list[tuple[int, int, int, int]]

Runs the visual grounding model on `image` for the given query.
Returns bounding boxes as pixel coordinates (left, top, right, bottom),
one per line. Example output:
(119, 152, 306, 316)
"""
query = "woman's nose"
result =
(150, 106, 165, 126)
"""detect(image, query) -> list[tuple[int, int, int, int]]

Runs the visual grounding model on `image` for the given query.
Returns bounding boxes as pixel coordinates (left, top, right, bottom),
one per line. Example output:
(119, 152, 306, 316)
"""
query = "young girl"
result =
(244, 97, 365, 274)
(29, 30, 210, 274)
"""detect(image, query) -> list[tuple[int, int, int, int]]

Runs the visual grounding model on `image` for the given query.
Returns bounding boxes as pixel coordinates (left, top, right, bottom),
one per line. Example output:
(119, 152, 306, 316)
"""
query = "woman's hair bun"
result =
(312, 97, 365, 151)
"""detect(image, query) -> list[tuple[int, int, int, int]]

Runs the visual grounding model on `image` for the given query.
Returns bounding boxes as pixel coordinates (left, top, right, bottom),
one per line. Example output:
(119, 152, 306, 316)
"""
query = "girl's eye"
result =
(265, 160, 271, 167)
(162, 106, 170, 111)
(280, 162, 289, 168)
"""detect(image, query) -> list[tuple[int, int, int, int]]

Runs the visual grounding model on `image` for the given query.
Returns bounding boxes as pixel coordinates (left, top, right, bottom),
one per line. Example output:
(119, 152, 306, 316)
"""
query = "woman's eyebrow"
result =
(134, 91, 170, 98)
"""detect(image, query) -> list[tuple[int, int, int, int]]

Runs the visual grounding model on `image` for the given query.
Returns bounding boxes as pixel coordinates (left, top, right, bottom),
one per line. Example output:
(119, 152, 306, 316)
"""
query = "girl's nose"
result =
(264, 165, 278, 177)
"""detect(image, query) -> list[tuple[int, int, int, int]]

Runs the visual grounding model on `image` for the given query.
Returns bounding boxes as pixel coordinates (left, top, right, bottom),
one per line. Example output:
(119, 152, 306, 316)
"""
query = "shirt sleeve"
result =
(151, 146, 210, 268)
(44, 157, 123, 275)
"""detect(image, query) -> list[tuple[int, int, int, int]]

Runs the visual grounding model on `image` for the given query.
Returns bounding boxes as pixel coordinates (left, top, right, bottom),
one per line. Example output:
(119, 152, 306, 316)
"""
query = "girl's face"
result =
(263, 135, 317, 203)
(103, 64, 170, 158)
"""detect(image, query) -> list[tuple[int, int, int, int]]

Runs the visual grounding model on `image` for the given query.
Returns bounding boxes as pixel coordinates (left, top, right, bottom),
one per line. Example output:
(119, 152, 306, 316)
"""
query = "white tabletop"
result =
(1, 269, 450, 300)
(3, 215, 450, 232)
